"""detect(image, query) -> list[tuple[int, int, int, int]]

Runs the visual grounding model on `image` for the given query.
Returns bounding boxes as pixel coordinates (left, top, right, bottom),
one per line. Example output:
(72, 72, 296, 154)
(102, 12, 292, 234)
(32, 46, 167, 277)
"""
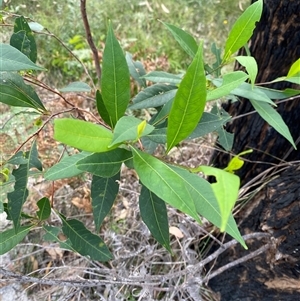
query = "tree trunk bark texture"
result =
(211, 0, 300, 185)
(208, 164, 300, 300)
(208, 0, 300, 299)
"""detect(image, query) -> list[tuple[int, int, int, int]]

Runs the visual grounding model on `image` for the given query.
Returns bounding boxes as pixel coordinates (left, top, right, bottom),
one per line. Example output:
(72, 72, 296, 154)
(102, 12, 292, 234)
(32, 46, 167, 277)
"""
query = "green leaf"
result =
(139, 185, 171, 252)
(223, 0, 263, 62)
(167, 42, 207, 152)
(101, 22, 130, 127)
(59, 81, 91, 92)
(43, 225, 75, 251)
(235, 56, 258, 87)
(0, 72, 46, 111)
(173, 165, 246, 248)
(188, 111, 231, 139)
(249, 99, 296, 149)
(199, 166, 240, 232)
(76, 148, 132, 177)
(109, 116, 154, 147)
(162, 21, 198, 58)
(125, 52, 146, 88)
(7, 151, 28, 165)
(36, 197, 51, 221)
(91, 173, 119, 232)
(287, 58, 300, 77)
(216, 127, 234, 151)
(142, 71, 182, 85)
(131, 147, 201, 223)
(0, 43, 44, 71)
(129, 84, 177, 110)
(0, 225, 32, 255)
(12, 16, 37, 63)
(54, 118, 114, 153)
(28, 139, 42, 171)
(59, 214, 112, 261)
(228, 82, 276, 105)
(207, 71, 249, 101)
(45, 151, 91, 180)
(96, 90, 112, 127)
(211, 43, 222, 77)
(147, 128, 167, 144)
(10, 31, 32, 61)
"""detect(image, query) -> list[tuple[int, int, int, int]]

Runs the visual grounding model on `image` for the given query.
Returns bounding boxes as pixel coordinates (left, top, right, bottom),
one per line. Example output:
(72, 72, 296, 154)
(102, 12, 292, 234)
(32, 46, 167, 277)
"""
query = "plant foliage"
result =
(1, 0, 299, 260)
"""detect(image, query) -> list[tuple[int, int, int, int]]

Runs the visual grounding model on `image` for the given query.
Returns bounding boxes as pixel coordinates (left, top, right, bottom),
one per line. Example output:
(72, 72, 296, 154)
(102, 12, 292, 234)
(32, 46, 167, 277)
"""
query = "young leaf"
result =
(45, 151, 91, 180)
(199, 166, 240, 232)
(0, 72, 46, 111)
(101, 22, 130, 127)
(76, 148, 132, 177)
(54, 118, 114, 153)
(207, 71, 249, 101)
(167, 42, 206, 152)
(0, 225, 32, 255)
(36, 197, 51, 221)
(235, 56, 258, 87)
(96, 90, 112, 127)
(139, 185, 171, 252)
(287, 58, 300, 78)
(161, 21, 198, 58)
(126, 52, 147, 88)
(0, 43, 44, 71)
(59, 214, 112, 261)
(224, 149, 253, 174)
(223, 0, 263, 62)
(129, 84, 177, 110)
(59, 81, 91, 92)
(109, 116, 154, 147)
(91, 173, 119, 232)
(131, 147, 201, 223)
(249, 99, 296, 149)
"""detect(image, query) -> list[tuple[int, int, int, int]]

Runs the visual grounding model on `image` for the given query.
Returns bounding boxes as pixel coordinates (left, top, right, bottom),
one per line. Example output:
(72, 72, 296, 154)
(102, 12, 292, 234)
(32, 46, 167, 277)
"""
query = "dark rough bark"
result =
(208, 164, 300, 300)
(208, 1, 300, 299)
(211, 0, 300, 185)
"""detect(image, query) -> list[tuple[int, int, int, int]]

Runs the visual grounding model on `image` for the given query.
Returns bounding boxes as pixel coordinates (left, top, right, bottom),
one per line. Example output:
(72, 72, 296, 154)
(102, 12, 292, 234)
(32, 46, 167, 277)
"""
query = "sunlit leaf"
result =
(235, 56, 258, 87)
(223, 0, 263, 62)
(101, 22, 130, 127)
(167, 42, 206, 152)
(54, 118, 114, 153)
(287, 58, 300, 78)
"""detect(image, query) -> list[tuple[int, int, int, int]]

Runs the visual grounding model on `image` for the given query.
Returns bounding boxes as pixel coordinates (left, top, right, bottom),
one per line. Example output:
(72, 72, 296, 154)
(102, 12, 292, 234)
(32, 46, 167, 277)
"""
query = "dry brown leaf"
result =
(169, 226, 184, 238)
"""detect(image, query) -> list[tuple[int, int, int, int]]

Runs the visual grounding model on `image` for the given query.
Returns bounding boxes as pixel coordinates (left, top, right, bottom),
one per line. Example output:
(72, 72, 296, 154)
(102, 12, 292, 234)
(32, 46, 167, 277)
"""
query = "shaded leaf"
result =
(91, 173, 119, 232)
(76, 148, 132, 177)
(126, 52, 146, 88)
(129, 84, 177, 110)
(211, 43, 222, 77)
(250, 99, 296, 148)
(96, 90, 112, 127)
(162, 21, 198, 58)
(54, 118, 114, 153)
(60, 214, 112, 261)
(216, 127, 234, 151)
(0, 43, 44, 71)
(10, 31, 32, 60)
(59, 81, 91, 92)
(45, 151, 91, 180)
(139, 185, 171, 252)
(0, 72, 46, 111)
(142, 71, 182, 84)
(43, 225, 75, 251)
(36, 197, 51, 221)
(0, 225, 32, 255)
(101, 22, 130, 127)
(167, 42, 206, 152)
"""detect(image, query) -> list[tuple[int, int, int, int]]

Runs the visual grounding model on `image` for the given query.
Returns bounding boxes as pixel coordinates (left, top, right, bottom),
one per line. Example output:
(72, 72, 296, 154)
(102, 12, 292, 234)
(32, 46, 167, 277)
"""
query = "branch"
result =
(80, 0, 102, 85)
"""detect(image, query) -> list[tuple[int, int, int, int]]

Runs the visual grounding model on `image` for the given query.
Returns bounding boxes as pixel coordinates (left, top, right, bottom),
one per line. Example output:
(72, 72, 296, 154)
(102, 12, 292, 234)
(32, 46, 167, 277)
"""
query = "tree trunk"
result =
(211, 0, 300, 185)
(208, 1, 300, 299)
